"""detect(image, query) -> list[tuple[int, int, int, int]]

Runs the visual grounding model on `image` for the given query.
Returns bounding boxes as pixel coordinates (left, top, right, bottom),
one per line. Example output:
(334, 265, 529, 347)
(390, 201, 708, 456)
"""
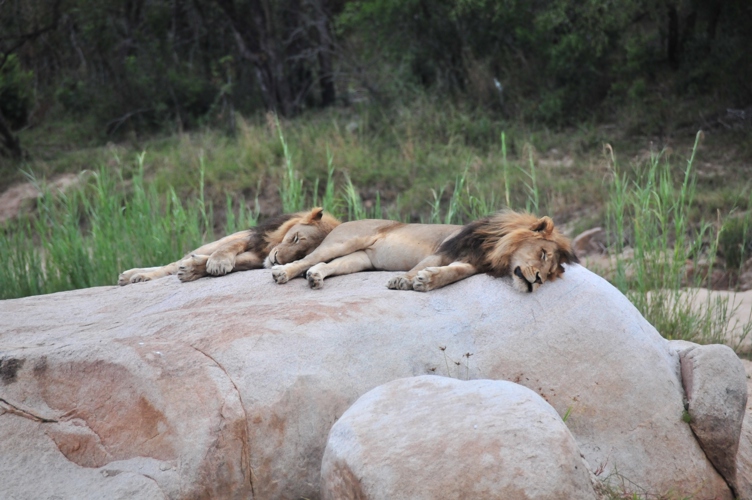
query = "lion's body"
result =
(272, 211, 577, 292)
(118, 208, 339, 285)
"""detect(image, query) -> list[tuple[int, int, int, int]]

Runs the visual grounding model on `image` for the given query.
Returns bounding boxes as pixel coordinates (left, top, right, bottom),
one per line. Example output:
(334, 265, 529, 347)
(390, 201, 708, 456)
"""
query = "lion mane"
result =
(437, 210, 578, 280)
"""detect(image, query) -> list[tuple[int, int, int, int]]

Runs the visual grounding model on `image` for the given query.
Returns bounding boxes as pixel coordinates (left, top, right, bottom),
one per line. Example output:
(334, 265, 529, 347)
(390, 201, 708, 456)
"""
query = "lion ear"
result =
(308, 207, 324, 222)
(532, 216, 554, 235)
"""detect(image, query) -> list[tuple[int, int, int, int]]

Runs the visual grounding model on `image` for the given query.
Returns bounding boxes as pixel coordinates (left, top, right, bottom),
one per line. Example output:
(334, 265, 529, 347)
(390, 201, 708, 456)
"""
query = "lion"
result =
(118, 207, 340, 285)
(271, 210, 578, 293)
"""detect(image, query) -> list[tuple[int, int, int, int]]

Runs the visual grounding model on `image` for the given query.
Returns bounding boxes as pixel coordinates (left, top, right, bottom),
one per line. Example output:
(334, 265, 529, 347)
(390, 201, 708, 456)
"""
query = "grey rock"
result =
(735, 359, 752, 499)
(321, 375, 598, 500)
(0, 265, 734, 499)
(680, 345, 747, 496)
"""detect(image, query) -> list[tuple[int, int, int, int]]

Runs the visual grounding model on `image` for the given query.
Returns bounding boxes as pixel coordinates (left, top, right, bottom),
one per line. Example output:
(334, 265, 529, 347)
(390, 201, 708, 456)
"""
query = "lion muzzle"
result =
(514, 266, 534, 293)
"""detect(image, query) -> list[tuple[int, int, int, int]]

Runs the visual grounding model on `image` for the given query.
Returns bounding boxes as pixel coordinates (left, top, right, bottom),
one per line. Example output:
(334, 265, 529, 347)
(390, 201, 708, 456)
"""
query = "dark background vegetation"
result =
(1, 0, 751, 161)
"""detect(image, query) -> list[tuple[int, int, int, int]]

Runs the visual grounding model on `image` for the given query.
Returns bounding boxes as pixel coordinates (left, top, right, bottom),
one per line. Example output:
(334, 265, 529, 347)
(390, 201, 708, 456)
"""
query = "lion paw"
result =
(413, 267, 440, 292)
(206, 252, 235, 276)
(119, 269, 153, 285)
(118, 270, 137, 286)
(306, 269, 324, 289)
(387, 275, 413, 290)
(130, 273, 153, 284)
(177, 254, 208, 282)
(272, 265, 291, 284)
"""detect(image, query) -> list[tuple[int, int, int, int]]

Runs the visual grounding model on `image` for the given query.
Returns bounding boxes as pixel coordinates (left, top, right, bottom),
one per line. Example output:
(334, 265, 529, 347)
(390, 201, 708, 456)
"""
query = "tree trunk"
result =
(314, 0, 336, 107)
(667, 5, 680, 68)
(0, 108, 23, 159)
(706, 0, 722, 42)
(214, 0, 294, 116)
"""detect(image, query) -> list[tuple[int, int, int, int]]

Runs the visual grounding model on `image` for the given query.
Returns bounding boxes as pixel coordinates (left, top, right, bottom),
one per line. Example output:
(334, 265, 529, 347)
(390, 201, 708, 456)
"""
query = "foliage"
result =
(606, 132, 751, 346)
(719, 214, 752, 271)
(1, 0, 340, 144)
(0, 55, 34, 129)
(0, 154, 212, 298)
(0, 0, 749, 147)
(338, 0, 752, 124)
(4, 122, 750, 350)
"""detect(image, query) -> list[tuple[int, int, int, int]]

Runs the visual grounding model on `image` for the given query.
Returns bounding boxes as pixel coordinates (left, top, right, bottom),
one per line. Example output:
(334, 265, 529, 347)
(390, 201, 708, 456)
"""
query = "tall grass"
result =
(276, 115, 306, 214)
(3, 119, 751, 349)
(0, 154, 213, 299)
(607, 132, 751, 346)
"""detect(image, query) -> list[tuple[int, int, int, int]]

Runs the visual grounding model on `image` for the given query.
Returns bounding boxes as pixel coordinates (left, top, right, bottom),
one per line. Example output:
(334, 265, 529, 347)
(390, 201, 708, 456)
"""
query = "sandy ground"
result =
(578, 248, 752, 354)
(0, 174, 81, 223)
(687, 288, 752, 355)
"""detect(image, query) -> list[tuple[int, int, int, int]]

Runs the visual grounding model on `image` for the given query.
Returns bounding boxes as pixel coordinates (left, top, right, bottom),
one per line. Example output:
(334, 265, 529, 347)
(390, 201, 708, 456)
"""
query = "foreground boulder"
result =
(735, 359, 752, 499)
(321, 376, 598, 500)
(0, 265, 738, 498)
(680, 344, 747, 497)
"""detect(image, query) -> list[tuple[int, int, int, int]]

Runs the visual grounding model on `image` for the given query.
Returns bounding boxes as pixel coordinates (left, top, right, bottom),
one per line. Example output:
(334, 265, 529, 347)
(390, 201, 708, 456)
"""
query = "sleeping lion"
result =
(118, 207, 339, 285)
(270, 210, 578, 292)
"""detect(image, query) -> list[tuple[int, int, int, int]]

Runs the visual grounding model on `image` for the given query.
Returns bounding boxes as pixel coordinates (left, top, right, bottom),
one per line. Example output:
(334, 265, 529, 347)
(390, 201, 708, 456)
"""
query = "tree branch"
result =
(0, 0, 63, 69)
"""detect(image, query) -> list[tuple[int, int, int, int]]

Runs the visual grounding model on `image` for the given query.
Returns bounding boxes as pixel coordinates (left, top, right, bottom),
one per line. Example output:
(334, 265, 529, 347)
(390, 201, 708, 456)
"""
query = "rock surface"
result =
(680, 344, 747, 495)
(734, 359, 752, 500)
(0, 265, 734, 499)
(321, 375, 598, 500)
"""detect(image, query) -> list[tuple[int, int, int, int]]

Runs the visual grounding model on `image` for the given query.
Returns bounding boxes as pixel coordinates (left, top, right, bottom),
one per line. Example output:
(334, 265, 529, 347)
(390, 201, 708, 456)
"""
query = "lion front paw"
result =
(413, 267, 440, 292)
(129, 273, 153, 284)
(118, 270, 136, 286)
(206, 252, 235, 276)
(272, 265, 291, 284)
(177, 254, 208, 282)
(387, 275, 414, 290)
(119, 269, 153, 285)
(306, 269, 324, 289)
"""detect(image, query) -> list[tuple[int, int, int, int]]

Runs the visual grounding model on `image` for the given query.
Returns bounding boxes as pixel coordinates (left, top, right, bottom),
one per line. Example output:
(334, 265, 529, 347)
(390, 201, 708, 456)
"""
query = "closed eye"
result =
(293, 234, 299, 244)
(541, 251, 547, 261)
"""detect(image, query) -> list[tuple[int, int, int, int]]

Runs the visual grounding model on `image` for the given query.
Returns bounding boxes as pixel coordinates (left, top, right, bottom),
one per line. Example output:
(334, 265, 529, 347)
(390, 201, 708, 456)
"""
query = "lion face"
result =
(510, 239, 566, 293)
(264, 208, 336, 267)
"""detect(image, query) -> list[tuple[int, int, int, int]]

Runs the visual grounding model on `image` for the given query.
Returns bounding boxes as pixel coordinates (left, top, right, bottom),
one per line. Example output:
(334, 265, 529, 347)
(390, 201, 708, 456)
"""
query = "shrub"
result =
(0, 55, 34, 129)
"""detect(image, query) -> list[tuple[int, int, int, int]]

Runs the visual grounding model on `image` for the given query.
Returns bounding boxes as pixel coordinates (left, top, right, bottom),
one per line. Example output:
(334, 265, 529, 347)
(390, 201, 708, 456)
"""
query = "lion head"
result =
(263, 207, 340, 268)
(479, 211, 578, 293)
(437, 210, 578, 292)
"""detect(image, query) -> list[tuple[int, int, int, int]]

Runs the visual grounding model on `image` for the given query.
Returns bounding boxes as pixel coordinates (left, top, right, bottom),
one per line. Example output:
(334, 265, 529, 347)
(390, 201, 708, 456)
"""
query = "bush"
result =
(0, 55, 34, 129)
(720, 216, 752, 271)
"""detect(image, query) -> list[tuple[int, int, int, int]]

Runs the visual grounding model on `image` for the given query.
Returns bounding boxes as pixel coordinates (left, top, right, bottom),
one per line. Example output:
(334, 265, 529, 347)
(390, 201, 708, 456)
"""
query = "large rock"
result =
(734, 359, 752, 499)
(0, 339, 251, 499)
(0, 265, 735, 499)
(321, 376, 598, 500)
(680, 344, 747, 496)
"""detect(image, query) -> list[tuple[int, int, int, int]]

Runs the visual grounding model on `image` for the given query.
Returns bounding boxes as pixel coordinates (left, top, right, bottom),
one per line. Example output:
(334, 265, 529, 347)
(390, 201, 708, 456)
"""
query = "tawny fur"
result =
(441, 210, 577, 280)
(272, 210, 578, 292)
(118, 207, 339, 285)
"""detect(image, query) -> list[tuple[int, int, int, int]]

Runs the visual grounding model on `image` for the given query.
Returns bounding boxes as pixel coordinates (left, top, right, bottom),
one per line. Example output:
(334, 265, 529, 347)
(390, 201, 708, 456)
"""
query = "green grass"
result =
(0, 145, 504, 300)
(596, 474, 693, 500)
(3, 105, 752, 350)
(0, 154, 213, 299)
(606, 132, 752, 346)
(8, 102, 614, 219)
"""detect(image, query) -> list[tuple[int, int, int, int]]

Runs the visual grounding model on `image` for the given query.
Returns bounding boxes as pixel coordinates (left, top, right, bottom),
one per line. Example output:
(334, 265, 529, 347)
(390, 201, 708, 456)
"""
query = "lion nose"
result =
(534, 272, 542, 284)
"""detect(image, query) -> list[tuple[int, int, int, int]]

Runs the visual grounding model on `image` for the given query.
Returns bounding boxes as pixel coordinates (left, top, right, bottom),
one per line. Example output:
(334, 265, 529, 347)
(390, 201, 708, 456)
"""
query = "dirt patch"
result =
(0, 174, 82, 223)
(687, 289, 752, 353)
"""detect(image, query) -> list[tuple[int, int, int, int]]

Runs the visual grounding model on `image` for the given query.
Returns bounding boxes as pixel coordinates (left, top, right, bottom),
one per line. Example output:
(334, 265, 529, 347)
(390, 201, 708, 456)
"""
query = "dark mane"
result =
(246, 213, 295, 254)
(438, 210, 579, 279)
(437, 217, 500, 273)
